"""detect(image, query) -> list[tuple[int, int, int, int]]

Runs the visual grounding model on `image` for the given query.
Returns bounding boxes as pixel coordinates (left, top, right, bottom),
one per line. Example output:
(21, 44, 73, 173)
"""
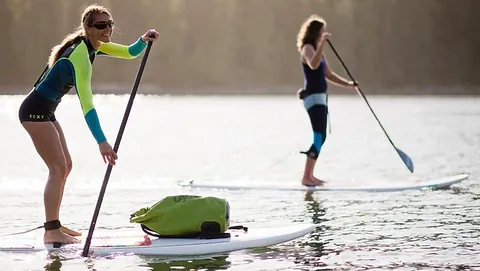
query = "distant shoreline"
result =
(1, 84, 479, 96)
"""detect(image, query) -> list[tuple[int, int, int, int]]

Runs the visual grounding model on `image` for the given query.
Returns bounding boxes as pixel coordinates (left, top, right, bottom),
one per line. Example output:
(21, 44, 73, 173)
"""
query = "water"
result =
(0, 94, 479, 270)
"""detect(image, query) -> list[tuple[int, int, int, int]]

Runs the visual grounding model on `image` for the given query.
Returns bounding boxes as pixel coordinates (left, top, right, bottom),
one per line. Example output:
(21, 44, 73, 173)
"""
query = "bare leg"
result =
(22, 122, 79, 244)
(52, 121, 81, 237)
(302, 157, 325, 186)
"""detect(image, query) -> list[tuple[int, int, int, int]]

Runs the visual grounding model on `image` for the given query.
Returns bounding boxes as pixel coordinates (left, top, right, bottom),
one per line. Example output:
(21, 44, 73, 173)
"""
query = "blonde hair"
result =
(296, 14, 326, 52)
(47, 4, 112, 67)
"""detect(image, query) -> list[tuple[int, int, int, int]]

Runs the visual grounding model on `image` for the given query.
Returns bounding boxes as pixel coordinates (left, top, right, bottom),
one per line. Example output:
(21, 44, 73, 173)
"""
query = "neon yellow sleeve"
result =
(97, 38, 147, 59)
(69, 44, 107, 144)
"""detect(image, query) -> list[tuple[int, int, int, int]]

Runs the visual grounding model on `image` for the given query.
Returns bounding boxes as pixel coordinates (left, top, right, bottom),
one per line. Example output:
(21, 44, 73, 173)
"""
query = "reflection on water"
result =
(293, 191, 333, 269)
(44, 256, 62, 271)
(143, 255, 231, 271)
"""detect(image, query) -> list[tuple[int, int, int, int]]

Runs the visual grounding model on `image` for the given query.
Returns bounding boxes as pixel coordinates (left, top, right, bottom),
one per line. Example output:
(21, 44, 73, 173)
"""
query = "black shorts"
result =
(18, 90, 58, 123)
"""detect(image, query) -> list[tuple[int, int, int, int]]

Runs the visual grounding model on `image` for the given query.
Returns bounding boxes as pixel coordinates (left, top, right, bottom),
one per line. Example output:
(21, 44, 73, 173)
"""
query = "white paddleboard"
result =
(178, 173, 469, 192)
(0, 223, 314, 256)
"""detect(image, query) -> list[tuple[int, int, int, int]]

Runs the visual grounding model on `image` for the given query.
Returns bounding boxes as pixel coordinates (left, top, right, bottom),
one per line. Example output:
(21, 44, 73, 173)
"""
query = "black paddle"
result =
(82, 38, 155, 257)
(326, 40, 414, 173)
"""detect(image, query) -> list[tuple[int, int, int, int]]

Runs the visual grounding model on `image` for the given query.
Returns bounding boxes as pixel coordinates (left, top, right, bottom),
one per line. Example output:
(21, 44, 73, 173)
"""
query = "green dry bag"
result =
(130, 195, 230, 239)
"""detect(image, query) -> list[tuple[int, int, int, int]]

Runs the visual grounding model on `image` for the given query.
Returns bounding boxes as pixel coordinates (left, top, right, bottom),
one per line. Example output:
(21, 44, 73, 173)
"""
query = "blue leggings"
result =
(301, 94, 328, 160)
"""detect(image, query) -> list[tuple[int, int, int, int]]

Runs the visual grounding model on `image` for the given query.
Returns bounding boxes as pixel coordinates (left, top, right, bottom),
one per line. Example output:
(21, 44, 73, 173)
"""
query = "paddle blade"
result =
(396, 148, 414, 173)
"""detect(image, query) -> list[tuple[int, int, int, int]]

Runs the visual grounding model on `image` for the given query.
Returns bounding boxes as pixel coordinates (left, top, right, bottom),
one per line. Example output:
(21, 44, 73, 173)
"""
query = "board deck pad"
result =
(178, 174, 469, 192)
(0, 224, 315, 256)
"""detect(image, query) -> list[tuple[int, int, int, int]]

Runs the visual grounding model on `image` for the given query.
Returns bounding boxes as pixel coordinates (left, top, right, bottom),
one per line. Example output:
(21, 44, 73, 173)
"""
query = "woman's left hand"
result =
(141, 29, 159, 42)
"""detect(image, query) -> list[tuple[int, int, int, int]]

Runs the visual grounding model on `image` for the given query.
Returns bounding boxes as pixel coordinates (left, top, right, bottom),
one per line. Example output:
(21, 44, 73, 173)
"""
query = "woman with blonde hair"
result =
(296, 15, 357, 186)
(18, 4, 159, 244)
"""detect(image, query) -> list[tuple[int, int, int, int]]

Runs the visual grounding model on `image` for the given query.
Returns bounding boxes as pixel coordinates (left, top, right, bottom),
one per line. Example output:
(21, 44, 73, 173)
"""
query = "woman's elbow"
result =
(324, 72, 334, 81)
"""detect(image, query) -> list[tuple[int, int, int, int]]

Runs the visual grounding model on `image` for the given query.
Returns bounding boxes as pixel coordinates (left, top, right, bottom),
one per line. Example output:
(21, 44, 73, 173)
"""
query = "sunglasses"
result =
(90, 20, 114, 30)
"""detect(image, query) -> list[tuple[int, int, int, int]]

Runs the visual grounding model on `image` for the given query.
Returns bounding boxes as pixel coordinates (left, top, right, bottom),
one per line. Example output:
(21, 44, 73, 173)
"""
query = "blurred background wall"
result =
(1, 0, 479, 95)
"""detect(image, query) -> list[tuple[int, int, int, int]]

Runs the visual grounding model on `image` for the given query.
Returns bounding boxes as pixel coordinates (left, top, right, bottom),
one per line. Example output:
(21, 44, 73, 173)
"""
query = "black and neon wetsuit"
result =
(18, 37, 147, 144)
(299, 52, 328, 160)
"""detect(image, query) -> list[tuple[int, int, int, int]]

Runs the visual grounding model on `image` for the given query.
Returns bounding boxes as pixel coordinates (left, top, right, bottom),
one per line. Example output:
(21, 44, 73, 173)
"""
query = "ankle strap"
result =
(44, 220, 62, 230)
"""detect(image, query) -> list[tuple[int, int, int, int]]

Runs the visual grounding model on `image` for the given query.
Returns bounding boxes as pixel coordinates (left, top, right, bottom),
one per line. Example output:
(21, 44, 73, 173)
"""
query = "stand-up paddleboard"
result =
(0, 223, 314, 256)
(178, 173, 469, 193)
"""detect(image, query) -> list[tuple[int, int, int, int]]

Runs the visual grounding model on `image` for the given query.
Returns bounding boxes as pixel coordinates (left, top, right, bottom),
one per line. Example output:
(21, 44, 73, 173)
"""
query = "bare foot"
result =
(312, 176, 327, 185)
(60, 226, 82, 237)
(302, 177, 325, 186)
(44, 229, 80, 245)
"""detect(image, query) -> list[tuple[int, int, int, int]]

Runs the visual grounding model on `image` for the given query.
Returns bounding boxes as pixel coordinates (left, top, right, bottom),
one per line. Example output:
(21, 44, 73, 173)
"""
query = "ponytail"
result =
(48, 29, 84, 67)
(47, 4, 112, 67)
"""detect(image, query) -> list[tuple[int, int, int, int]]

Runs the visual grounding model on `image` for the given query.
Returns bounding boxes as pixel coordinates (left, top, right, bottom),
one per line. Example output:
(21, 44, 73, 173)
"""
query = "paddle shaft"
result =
(325, 40, 395, 144)
(82, 40, 154, 257)
(326, 40, 413, 172)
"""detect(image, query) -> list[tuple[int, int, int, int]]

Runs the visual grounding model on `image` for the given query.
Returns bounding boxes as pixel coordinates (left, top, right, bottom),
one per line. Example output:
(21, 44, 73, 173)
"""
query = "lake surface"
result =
(0, 94, 478, 270)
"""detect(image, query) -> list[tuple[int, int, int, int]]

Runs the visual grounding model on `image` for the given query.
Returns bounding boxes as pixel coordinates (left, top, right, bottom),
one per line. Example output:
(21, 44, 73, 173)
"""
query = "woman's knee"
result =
(48, 161, 68, 181)
(66, 158, 73, 174)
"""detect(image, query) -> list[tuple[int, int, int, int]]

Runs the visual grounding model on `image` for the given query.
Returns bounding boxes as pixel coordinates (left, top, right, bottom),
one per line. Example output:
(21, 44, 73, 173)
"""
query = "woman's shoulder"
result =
(302, 43, 316, 50)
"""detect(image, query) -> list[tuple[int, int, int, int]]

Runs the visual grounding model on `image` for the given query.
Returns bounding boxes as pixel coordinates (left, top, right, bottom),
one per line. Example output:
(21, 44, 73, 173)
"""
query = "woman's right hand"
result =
(320, 32, 332, 43)
(99, 142, 118, 166)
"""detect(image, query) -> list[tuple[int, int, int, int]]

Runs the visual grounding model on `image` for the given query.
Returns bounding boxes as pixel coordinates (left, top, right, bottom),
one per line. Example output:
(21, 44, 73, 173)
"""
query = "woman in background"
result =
(296, 15, 357, 186)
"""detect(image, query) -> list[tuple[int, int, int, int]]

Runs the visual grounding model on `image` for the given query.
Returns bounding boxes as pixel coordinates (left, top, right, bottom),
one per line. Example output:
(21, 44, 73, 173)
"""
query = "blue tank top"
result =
(301, 57, 328, 94)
